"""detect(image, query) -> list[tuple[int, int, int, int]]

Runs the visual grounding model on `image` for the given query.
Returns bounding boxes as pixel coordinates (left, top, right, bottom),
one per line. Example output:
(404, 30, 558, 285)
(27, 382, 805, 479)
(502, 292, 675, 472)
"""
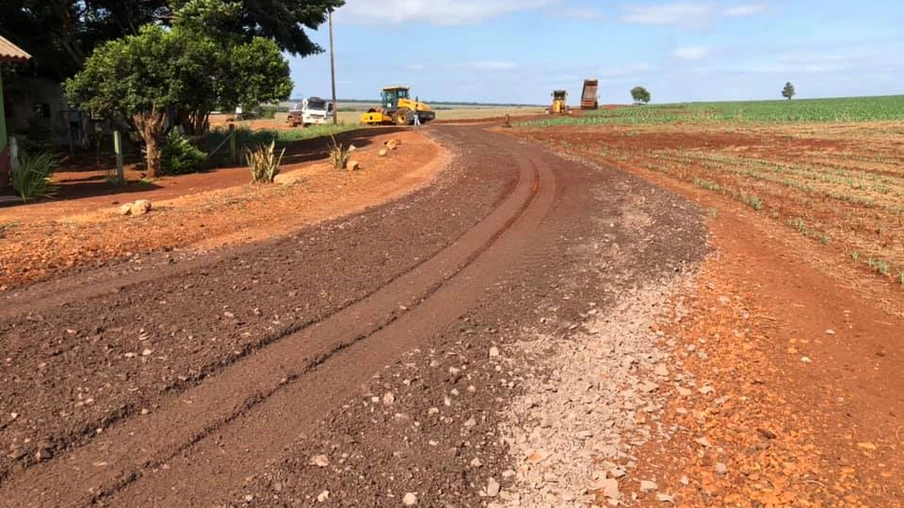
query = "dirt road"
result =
(0, 125, 706, 507)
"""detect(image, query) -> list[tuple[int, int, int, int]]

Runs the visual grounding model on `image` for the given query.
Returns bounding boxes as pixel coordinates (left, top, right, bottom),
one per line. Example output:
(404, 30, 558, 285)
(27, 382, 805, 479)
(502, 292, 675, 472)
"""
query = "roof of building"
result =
(0, 36, 31, 63)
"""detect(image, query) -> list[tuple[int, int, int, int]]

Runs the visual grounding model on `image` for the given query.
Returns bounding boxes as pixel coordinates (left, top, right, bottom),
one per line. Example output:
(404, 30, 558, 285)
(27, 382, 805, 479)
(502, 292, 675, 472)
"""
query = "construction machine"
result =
(550, 90, 569, 115)
(581, 79, 599, 110)
(360, 86, 436, 126)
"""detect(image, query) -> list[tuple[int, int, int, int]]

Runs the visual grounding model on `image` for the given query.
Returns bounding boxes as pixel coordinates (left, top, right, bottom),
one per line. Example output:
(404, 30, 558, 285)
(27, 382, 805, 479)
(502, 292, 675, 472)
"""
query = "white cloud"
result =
(621, 2, 767, 26)
(722, 4, 766, 17)
(622, 2, 714, 25)
(338, 0, 557, 25)
(557, 7, 604, 21)
(672, 46, 709, 60)
(467, 61, 519, 70)
(779, 52, 852, 64)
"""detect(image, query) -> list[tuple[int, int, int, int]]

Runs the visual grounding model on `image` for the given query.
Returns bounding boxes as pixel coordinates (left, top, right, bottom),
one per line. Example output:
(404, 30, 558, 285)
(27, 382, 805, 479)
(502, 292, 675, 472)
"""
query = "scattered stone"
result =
(715, 463, 728, 475)
(679, 476, 689, 486)
(382, 391, 395, 406)
(378, 148, 389, 157)
(464, 417, 477, 428)
(640, 480, 658, 493)
(695, 437, 712, 448)
(698, 385, 715, 395)
(657, 493, 675, 503)
(470, 457, 483, 468)
(676, 387, 693, 397)
(317, 490, 330, 502)
(489, 346, 501, 358)
(609, 467, 627, 479)
(598, 478, 620, 500)
(826, 329, 836, 336)
(309, 454, 329, 467)
(402, 492, 418, 506)
(348, 160, 360, 171)
(486, 478, 501, 497)
(119, 204, 133, 216)
(757, 428, 777, 440)
(131, 200, 152, 216)
(639, 381, 659, 393)
(654, 364, 669, 377)
(801, 356, 812, 363)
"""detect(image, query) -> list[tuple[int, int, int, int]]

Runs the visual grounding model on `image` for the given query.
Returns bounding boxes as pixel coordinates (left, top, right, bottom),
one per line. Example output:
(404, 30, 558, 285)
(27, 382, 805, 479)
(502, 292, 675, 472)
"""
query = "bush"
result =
(14, 119, 54, 155)
(161, 130, 206, 175)
(328, 135, 349, 170)
(258, 105, 278, 119)
(245, 140, 285, 183)
(11, 151, 57, 202)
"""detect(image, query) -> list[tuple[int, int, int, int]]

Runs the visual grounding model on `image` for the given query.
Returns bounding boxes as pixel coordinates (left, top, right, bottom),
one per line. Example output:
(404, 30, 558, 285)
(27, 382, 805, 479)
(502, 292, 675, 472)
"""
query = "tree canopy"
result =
(631, 86, 651, 105)
(782, 82, 796, 100)
(65, 9, 293, 176)
(0, 0, 342, 81)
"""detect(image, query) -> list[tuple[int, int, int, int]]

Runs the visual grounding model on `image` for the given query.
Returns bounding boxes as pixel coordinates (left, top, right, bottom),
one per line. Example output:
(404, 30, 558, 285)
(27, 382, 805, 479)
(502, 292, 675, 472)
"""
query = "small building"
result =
(0, 36, 32, 190)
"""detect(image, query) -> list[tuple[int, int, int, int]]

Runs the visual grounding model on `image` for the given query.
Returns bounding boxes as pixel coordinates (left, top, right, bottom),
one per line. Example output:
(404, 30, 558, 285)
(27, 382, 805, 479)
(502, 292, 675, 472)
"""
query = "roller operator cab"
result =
(361, 86, 436, 126)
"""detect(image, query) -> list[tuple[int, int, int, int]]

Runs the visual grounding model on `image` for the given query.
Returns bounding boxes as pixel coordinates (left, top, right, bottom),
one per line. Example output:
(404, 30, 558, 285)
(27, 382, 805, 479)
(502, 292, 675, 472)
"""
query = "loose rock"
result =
(309, 454, 329, 467)
(486, 478, 501, 497)
(640, 480, 658, 493)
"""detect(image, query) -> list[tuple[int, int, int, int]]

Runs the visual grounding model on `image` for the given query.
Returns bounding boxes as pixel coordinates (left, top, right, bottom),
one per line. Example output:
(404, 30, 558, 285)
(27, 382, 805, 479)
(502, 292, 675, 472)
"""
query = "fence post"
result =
(113, 130, 124, 181)
(9, 136, 18, 174)
(229, 124, 238, 165)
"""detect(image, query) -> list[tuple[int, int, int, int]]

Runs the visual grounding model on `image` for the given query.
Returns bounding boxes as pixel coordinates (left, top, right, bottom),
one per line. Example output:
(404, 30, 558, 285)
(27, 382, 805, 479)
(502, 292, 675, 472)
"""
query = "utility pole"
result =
(328, 8, 338, 124)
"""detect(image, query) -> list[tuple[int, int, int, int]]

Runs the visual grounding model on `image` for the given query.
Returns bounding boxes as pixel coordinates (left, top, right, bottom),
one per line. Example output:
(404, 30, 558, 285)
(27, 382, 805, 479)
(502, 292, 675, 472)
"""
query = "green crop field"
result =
(522, 95, 904, 126)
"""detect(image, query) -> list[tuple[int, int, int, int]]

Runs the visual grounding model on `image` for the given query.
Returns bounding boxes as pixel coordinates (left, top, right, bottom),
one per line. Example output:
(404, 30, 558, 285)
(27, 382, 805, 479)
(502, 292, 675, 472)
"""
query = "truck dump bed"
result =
(581, 79, 599, 110)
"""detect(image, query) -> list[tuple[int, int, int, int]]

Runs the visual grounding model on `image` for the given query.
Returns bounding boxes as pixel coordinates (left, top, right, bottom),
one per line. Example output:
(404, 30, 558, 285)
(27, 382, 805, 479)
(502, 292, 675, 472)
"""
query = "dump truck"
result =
(549, 90, 569, 115)
(360, 86, 435, 126)
(287, 97, 334, 127)
(581, 79, 599, 110)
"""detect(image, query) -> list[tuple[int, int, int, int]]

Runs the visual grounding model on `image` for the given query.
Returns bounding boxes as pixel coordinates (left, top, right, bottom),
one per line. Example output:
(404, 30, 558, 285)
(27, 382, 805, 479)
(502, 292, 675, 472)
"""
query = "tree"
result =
(782, 82, 796, 100)
(66, 22, 293, 176)
(65, 26, 205, 177)
(631, 86, 651, 105)
(1, 0, 343, 81)
(0, 0, 168, 81)
(171, 0, 294, 134)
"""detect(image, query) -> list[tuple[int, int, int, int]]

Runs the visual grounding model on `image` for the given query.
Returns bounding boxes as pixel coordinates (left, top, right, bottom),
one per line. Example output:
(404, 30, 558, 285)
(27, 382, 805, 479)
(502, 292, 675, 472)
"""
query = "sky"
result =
(288, 0, 904, 104)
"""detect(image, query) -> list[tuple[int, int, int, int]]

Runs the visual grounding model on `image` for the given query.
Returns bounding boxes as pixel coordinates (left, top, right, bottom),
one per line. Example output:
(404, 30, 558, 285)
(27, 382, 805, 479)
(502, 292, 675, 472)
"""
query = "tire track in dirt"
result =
(0, 128, 556, 507)
(0, 130, 512, 483)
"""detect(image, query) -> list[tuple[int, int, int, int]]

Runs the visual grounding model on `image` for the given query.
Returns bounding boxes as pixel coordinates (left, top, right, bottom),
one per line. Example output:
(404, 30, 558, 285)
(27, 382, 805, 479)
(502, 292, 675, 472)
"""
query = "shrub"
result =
(11, 151, 57, 202)
(328, 135, 349, 170)
(259, 105, 278, 119)
(245, 140, 285, 183)
(161, 130, 206, 175)
(14, 119, 54, 155)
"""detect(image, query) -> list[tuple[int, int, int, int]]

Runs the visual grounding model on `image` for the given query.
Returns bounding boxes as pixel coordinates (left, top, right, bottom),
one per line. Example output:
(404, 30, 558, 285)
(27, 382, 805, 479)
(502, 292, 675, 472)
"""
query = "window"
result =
(33, 103, 51, 119)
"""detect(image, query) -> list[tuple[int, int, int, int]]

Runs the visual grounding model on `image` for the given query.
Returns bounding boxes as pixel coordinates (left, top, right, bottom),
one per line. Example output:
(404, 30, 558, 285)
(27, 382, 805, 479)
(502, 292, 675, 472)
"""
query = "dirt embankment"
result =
(0, 130, 442, 289)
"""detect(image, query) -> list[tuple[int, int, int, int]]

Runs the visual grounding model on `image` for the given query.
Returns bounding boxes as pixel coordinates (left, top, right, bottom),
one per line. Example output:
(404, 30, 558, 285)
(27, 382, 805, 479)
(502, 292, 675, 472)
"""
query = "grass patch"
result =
(742, 193, 764, 211)
(520, 95, 904, 127)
